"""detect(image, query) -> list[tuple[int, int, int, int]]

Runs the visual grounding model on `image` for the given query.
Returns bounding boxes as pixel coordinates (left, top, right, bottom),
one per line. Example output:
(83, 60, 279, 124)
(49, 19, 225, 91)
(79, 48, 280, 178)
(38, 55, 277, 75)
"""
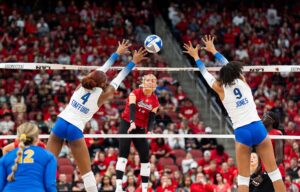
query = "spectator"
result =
(267, 4, 280, 26)
(210, 145, 229, 165)
(57, 173, 72, 191)
(11, 94, 26, 118)
(36, 17, 49, 36)
(214, 172, 231, 192)
(93, 151, 109, 176)
(232, 12, 245, 26)
(176, 175, 192, 192)
(156, 174, 176, 192)
(200, 127, 217, 151)
(155, 107, 173, 128)
(190, 172, 214, 192)
(164, 123, 185, 149)
(151, 138, 173, 159)
(181, 152, 197, 174)
(286, 158, 300, 180)
(99, 174, 114, 191)
(55, 0, 66, 14)
(0, 113, 14, 134)
(179, 98, 198, 120)
(198, 150, 211, 168)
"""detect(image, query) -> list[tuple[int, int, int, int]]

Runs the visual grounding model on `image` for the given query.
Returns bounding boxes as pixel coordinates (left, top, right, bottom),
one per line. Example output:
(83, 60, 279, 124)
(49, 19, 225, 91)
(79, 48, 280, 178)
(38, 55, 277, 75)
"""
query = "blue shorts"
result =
(234, 120, 268, 147)
(51, 117, 84, 141)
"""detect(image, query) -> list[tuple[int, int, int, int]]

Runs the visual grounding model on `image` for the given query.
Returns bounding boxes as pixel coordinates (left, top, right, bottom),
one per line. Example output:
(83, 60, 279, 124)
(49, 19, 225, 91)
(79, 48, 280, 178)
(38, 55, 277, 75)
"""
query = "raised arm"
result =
(183, 41, 219, 92)
(2, 143, 15, 155)
(97, 39, 131, 72)
(201, 35, 229, 65)
(98, 48, 147, 107)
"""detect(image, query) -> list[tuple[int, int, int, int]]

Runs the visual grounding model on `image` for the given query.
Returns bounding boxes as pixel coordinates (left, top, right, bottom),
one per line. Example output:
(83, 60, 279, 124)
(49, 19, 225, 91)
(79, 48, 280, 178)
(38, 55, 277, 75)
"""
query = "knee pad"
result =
(82, 171, 97, 192)
(116, 157, 128, 172)
(237, 175, 250, 186)
(268, 168, 282, 182)
(140, 162, 150, 177)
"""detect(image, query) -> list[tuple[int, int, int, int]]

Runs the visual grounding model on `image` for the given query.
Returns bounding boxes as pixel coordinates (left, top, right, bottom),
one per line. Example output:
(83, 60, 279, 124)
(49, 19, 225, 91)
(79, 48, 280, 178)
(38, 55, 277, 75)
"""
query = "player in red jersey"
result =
(115, 74, 159, 192)
(262, 111, 285, 179)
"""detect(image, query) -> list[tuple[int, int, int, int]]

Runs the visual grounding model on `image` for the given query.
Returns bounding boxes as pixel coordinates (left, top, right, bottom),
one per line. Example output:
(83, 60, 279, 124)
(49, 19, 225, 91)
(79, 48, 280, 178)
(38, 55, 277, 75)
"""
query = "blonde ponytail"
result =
(7, 123, 39, 182)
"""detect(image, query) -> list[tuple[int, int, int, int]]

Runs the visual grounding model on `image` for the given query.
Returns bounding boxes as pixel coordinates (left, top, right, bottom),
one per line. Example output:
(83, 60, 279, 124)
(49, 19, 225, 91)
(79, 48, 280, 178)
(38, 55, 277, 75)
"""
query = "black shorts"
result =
(118, 119, 149, 162)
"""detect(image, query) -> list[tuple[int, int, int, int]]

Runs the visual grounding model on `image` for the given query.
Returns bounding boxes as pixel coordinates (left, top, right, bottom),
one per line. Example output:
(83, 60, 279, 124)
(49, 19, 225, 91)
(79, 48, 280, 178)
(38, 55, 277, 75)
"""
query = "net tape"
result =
(1, 63, 300, 72)
(0, 134, 299, 140)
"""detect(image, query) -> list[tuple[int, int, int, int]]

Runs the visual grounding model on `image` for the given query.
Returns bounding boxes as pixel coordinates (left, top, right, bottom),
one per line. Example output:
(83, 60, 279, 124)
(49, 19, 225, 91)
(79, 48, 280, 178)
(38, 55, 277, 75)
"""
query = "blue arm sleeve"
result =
(0, 157, 7, 191)
(44, 155, 57, 192)
(97, 53, 119, 72)
(214, 52, 229, 65)
(196, 59, 216, 87)
(110, 61, 135, 89)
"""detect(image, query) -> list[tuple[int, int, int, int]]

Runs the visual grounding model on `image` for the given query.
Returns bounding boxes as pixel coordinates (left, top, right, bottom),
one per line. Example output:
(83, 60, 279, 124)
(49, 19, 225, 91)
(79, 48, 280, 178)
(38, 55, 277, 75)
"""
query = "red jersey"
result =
(122, 89, 159, 129)
(269, 129, 283, 152)
(269, 129, 285, 178)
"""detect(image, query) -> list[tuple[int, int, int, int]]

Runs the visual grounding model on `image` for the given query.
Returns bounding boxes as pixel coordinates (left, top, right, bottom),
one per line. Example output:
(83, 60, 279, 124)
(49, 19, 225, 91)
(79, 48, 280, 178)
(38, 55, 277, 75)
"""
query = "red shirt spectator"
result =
(150, 138, 172, 159)
(190, 173, 215, 192)
(179, 99, 198, 120)
(210, 145, 229, 165)
(93, 152, 109, 175)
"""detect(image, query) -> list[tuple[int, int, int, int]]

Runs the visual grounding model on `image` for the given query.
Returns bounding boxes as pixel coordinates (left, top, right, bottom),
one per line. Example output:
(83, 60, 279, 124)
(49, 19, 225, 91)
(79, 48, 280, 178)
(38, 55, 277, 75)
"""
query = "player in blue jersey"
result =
(0, 122, 57, 192)
(46, 40, 147, 192)
(183, 35, 285, 192)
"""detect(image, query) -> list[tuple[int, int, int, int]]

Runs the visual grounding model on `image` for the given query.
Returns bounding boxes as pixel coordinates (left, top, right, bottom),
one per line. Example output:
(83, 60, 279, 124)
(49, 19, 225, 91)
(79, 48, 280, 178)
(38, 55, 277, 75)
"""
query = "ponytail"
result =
(7, 122, 39, 182)
(7, 134, 26, 182)
(82, 77, 97, 90)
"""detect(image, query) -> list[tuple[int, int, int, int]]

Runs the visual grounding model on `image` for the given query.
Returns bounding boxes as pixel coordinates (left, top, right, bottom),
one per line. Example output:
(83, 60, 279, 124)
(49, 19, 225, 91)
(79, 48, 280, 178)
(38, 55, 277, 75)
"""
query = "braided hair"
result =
(7, 122, 39, 182)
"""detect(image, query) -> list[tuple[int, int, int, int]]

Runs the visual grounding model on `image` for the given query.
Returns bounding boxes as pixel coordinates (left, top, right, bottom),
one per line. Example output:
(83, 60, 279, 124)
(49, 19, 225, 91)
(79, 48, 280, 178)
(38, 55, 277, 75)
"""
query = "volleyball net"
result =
(0, 62, 299, 142)
(1, 62, 300, 72)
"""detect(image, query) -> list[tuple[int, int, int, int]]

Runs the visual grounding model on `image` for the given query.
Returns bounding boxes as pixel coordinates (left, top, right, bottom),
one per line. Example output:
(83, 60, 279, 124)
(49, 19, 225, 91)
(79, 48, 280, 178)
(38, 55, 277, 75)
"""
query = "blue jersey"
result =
(0, 146, 57, 192)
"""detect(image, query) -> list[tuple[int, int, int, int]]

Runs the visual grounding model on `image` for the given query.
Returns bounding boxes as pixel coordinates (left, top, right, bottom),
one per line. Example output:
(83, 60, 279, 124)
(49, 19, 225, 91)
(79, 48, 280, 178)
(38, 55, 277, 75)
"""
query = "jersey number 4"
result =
(18, 149, 35, 164)
(233, 88, 242, 99)
(81, 93, 91, 105)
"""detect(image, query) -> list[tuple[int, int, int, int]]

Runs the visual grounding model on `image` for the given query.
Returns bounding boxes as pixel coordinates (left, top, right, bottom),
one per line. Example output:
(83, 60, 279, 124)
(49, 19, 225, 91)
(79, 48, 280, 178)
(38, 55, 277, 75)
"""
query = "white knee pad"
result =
(140, 162, 150, 177)
(268, 168, 282, 182)
(237, 175, 250, 186)
(116, 157, 128, 172)
(82, 171, 97, 192)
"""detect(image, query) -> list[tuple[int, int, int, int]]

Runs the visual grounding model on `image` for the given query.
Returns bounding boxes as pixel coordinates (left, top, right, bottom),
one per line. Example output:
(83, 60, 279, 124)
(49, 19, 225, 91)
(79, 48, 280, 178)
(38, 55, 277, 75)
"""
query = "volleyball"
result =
(144, 35, 163, 53)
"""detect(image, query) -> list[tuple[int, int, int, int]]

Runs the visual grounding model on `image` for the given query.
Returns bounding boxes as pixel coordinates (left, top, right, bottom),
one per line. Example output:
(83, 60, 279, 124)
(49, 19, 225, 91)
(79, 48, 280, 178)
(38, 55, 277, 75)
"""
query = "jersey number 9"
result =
(233, 88, 242, 99)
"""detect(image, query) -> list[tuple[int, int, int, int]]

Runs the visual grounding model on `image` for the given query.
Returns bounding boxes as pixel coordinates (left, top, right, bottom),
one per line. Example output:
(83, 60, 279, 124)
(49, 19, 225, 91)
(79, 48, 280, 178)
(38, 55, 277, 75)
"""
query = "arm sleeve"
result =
(110, 61, 135, 89)
(147, 112, 156, 132)
(214, 52, 229, 65)
(129, 104, 136, 123)
(195, 59, 216, 87)
(0, 158, 7, 192)
(96, 53, 119, 72)
(44, 155, 57, 192)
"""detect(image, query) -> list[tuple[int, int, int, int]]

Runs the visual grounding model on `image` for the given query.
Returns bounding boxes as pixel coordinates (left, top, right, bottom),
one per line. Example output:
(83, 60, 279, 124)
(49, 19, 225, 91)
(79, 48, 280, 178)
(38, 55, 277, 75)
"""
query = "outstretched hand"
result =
(201, 35, 217, 54)
(183, 41, 200, 60)
(116, 39, 131, 55)
(132, 47, 148, 64)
